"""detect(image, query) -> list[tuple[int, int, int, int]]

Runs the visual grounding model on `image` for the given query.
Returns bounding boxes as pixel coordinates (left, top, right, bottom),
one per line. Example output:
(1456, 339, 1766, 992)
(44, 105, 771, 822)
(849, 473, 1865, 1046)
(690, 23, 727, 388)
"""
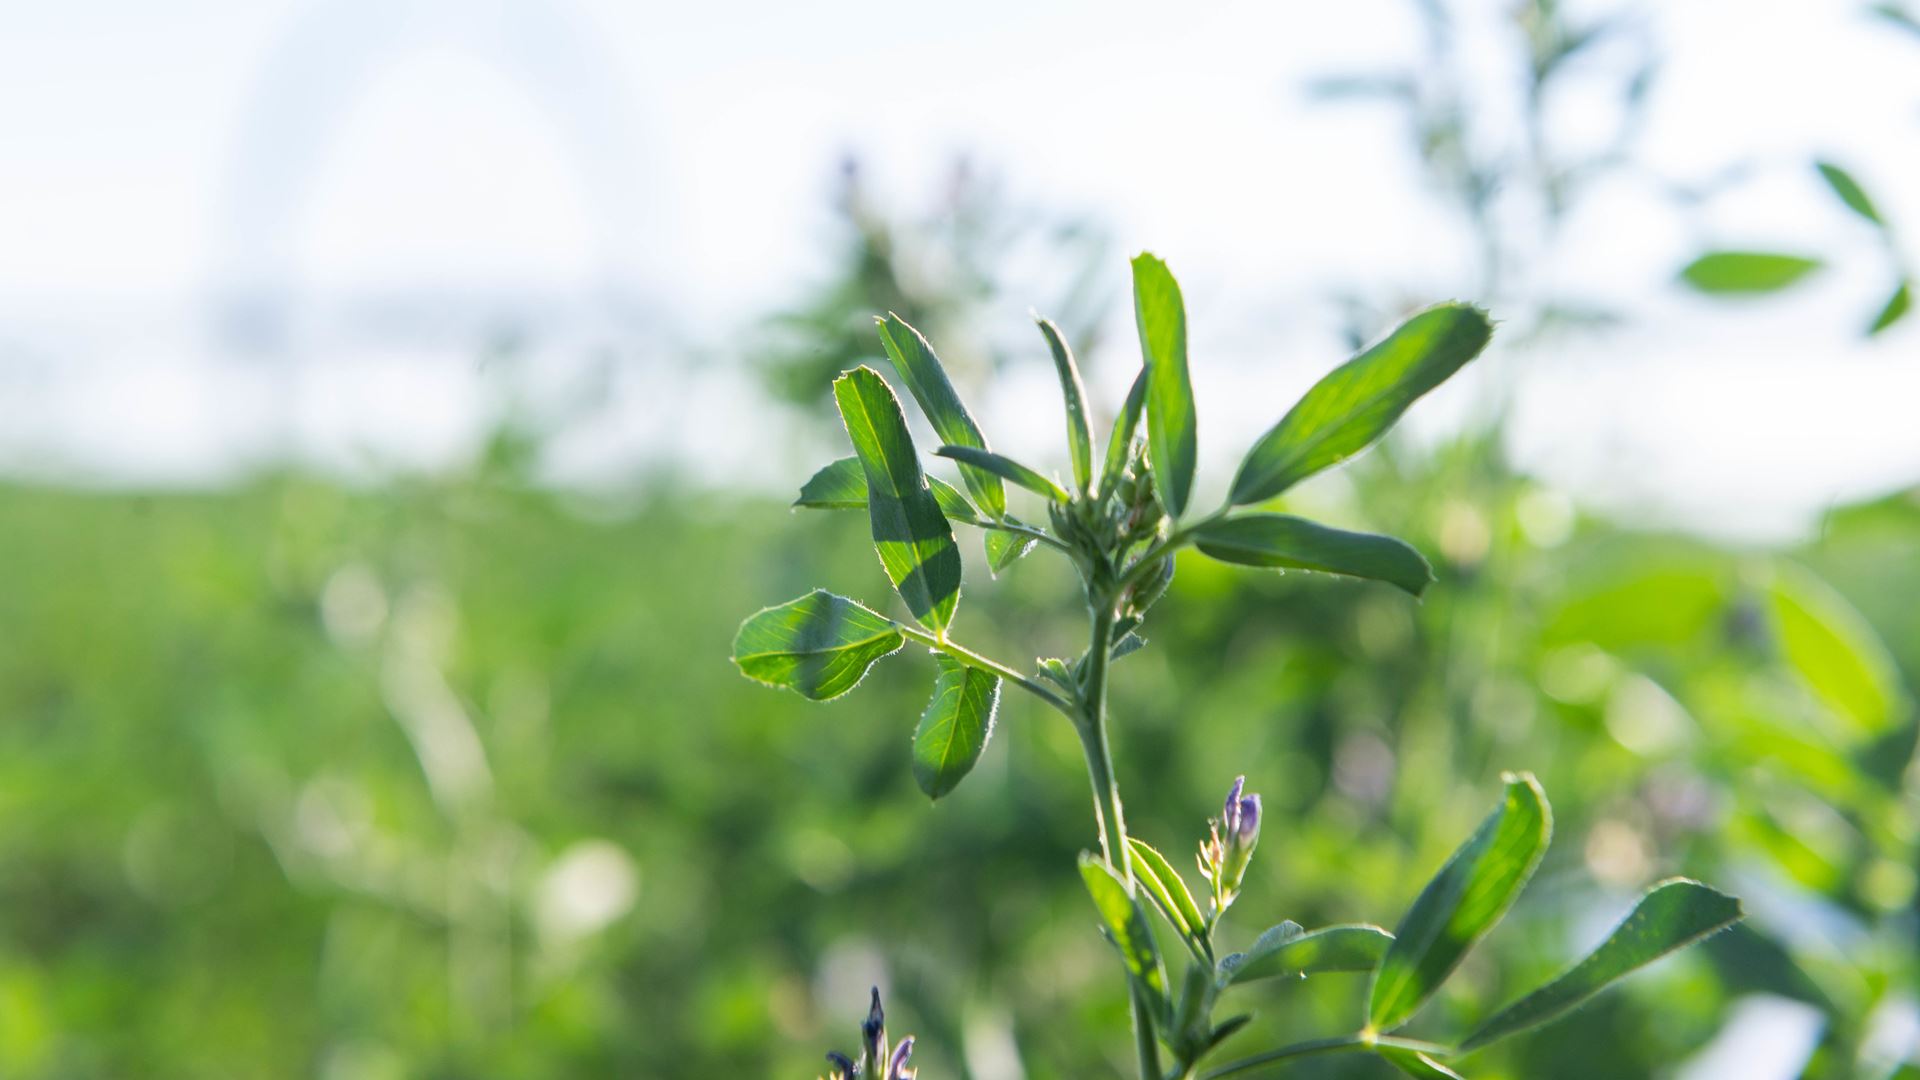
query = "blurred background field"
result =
(3, 1, 1920, 1077)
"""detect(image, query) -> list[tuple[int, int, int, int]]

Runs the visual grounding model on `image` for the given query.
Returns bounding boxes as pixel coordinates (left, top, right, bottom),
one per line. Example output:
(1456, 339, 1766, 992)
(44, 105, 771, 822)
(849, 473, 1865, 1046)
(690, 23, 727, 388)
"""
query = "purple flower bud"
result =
(886, 1035, 916, 1079)
(824, 1050, 858, 1079)
(862, 986, 887, 1068)
(1219, 776, 1261, 895)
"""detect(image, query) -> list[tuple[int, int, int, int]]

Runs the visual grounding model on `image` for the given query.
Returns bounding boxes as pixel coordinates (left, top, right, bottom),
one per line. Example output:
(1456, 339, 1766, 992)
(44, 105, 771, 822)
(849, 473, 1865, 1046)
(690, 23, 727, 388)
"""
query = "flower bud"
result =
(1219, 776, 1262, 892)
(862, 986, 887, 1071)
(824, 1051, 858, 1079)
(886, 1036, 917, 1079)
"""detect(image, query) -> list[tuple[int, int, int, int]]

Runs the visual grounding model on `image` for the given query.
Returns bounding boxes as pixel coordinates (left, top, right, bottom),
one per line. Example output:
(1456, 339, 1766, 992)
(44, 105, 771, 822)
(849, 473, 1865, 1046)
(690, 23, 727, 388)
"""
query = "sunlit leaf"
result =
(875, 313, 1007, 518)
(731, 590, 904, 701)
(1768, 562, 1903, 740)
(911, 655, 1001, 800)
(1816, 161, 1885, 227)
(1459, 879, 1741, 1052)
(1223, 924, 1394, 985)
(934, 446, 1069, 503)
(1679, 251, 1822, 294)
(1079, 854, 1170, 1013)
(796, 456, 982, 524)
(1127, 838, 1207, 943)
(1192, 514, 1434, 597)
(1379, 1047, 1466, 1079)
(984, 526, 1036, 575)
(1867, 280, 1911, 337)
(1230, 304, 1492, 505)
(1101, 367, 1149, 498)
(1133, 253, 1196, 518)
(1037, 316, 1095, 493)
(1369, 774, 1552, 1032)
(834, 367, 964, 632)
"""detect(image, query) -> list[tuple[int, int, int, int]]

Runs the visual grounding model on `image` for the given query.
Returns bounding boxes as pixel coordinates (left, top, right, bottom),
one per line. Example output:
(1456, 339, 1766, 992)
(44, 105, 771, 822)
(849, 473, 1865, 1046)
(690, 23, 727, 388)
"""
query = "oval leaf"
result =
(875, 313, 1007, 518)
(1037, 316, 1095, 493)
(1127, 837, 1207, 944)
(1133, 253, 1196, 518)
(984, 526, 1036, 576)
(1231, 303, 1492, 505)
(1816, 161, 1884, 227)
(1369, 773, 1552, 1033)
(911, 655, 1002, 800)
(934, 446, 1070, 503)
(1101, 367, 1149, 498)
(834, 367, 964, 632)
(731, 590, 905, 701)
(1679, 251, 1822, 294)
(1458, 879, 1741, 1052)
(1224, 924, 1394, 985)
(1193, 513, 1434, 597)
(796, 456, 982, 524)
(1079, 854, 1170, 1011)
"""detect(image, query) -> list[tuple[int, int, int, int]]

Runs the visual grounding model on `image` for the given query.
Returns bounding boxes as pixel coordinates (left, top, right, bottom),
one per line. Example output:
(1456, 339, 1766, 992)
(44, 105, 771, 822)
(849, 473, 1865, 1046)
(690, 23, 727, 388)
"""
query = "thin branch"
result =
(895, 625, 1077, 717)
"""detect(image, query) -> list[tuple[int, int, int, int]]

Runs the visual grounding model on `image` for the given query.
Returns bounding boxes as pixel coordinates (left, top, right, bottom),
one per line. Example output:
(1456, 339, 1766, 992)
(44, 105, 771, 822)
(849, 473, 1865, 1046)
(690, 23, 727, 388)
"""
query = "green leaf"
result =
(1036, 657, 1075, 692)
(984, 527, 1035, 575)
(1223, 924, 1394, 985)
(1079, 854, 1170, 1013)
(1230, 303, 1491, 505)
(1868, 280, 1911, 336)
(934, 446, 1070, 503)
(731, 590, 905, 701)
(795, 456, 982, 524)
(1192, 514, 1434, 597)
(911, 655, 1001, 800)
(1127, 838, 1207, 943)
(834, 367, 964, 633)
(1111, 631, 1148, 662)
(1101, 367, 1149, 498)
(1037, 316, 1094, 494)
(1767, 562, 1903, 740)
(1369, 773, 1552, 1032)
(1679, 251, 1822, 294)
(875, 313, 1007, 518)
(1133, 253, 1196, 518)
(1379, 1047, 1466, 1079)
(1816, 161, 1885, 227)
(1458, 879, 1742, 1052)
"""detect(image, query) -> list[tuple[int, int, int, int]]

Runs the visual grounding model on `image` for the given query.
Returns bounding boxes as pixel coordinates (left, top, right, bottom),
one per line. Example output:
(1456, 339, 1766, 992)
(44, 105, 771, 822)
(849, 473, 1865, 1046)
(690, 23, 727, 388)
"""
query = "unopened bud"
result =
(824, 1050, 857, 1079)
(1219, 776, 1262, 891)
(862, 986, 887, 1069)
(886, 1036, 917, 1079)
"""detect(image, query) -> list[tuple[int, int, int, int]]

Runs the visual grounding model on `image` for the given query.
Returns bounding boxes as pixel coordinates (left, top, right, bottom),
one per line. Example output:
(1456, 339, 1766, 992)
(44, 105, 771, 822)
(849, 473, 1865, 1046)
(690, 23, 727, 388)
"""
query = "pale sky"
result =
(1, 0, 1917, 538)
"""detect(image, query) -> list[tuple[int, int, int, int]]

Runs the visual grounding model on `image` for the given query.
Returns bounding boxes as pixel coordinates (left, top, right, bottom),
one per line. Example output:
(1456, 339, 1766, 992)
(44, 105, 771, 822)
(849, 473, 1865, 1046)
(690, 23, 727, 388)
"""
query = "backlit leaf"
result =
(1369, 774, 1551, 1032)
(1079, 854, 1170, 1012)
(1223, 924, 1394, 985)
(1867, 280, 1911, 337)
(1768, 562, 1903, 740)
(1037, 316, 1095, 493)
(1816, 161, 1885, 227)
(731, 590, 904, 701)
(1230, 304, 1492, 504)
(934, 446, 1070, 503)
(1379, 1047, 1466, 1079)
(834, 367, 964, 632)
(911, 655, 1001, 800)
(1680, 251, 1822, 294)
(984, 527, 1036, 575)
(1193, 514, 1434, 597)
(1133, 254, 1196, 517)
(1127, 837, 1207, 943)
(1101, 367, 1149, 498)
(876, 313, 1007, 518)
(795, 456, 981, 524)
(1459, 879, 1741, 1052)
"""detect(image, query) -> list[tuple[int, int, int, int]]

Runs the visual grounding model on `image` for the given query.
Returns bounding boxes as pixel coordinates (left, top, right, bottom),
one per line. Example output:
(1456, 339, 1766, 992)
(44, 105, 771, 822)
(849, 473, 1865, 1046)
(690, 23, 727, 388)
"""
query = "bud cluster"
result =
(1198, 776, 1262, 912)
(822, 987, 916, 1080)
(1047, 439, 1169, 591)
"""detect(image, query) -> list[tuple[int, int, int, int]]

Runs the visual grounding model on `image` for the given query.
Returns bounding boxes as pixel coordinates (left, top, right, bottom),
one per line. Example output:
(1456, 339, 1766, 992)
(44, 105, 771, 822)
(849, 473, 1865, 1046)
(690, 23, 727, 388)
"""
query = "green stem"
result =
(1076, 598, 1161, 1080)
(1200, 1035, 1453, 1079)
(893, 625, 1075, 717)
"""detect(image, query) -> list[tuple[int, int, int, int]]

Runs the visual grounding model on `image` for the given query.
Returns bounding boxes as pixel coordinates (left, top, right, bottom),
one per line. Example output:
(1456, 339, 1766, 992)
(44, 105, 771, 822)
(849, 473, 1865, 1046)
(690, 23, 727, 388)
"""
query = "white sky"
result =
(0, 0, 1917, 538)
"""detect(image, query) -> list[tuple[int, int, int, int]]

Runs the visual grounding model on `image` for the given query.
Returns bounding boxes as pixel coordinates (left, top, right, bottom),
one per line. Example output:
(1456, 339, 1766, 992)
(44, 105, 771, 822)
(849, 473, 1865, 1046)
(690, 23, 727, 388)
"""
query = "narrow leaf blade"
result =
(1379, 1047, 1467, 1079)
(1458, 879, 1741, 1052)
(1224, 924, 1394, 985)
(834, 367, 964, 632)
(796, 456, 981, 524)
(934, 446, 1070, 503)
(1193, 513, 1434, 597)
(1679, 251, 1822, 294)
(1816, 161, 1885, 227)
(1079, 855, 1170, 1008)
(1101, 367, 1149, 498)
(1231, 304, 1492, 505)
(1127, 838, 1207, 942)
(876, 313, 1007, 517)
(1368, 773, 1552, 1032)
(1133, 253, 1196, 517)
(911, 655, 1002, 800)
(1037, 316, 1095, 493)
(731, 590, 905, 701)
(1867, 280, 1911, 336)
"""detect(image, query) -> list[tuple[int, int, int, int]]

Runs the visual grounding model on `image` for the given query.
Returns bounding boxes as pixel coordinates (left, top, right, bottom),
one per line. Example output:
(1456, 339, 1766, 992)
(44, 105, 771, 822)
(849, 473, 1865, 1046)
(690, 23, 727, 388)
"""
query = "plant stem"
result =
(1076, 596, 1161, 1080)
(894, 625, 1076, 717)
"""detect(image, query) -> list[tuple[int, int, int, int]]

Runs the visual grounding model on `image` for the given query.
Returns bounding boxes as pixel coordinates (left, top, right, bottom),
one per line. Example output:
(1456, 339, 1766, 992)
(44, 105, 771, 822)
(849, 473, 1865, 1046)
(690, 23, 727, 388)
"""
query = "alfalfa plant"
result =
(733, 254, 1741, 1078)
